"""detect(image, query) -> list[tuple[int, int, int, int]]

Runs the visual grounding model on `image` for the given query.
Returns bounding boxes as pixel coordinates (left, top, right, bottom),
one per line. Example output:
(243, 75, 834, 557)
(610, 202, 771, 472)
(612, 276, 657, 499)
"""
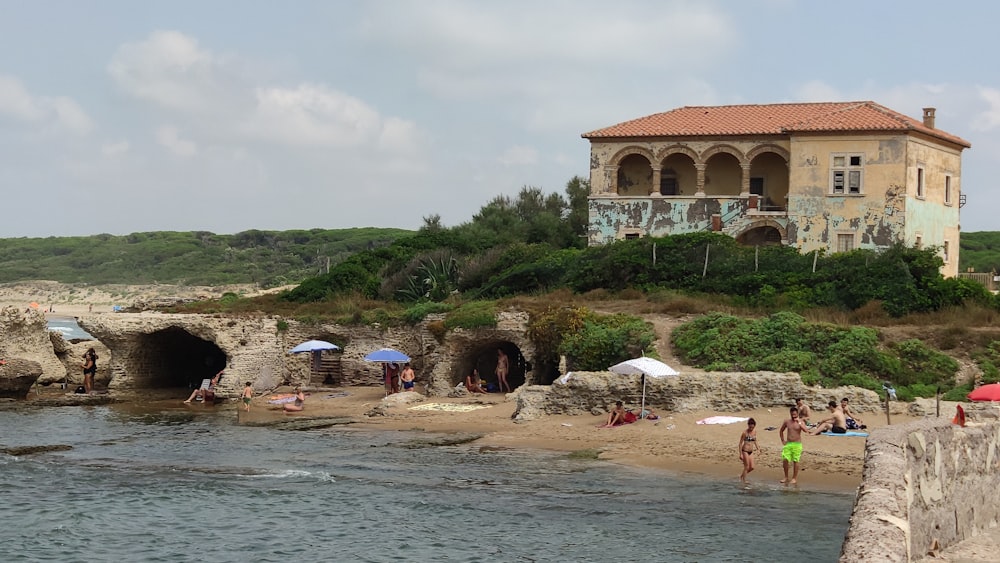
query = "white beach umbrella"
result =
(608, 357, 679, 416)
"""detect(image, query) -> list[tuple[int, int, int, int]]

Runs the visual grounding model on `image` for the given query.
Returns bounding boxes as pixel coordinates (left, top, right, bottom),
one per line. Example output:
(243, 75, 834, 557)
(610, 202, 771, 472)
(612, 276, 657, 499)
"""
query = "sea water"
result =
(0, 405, 854, 562)
(46, 317, 94, 340)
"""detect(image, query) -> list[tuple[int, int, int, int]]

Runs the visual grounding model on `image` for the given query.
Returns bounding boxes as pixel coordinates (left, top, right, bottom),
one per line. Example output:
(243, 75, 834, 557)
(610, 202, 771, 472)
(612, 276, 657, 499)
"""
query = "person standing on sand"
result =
(496, 348, 510, 393)
(400, 363, 416, 392)
(242, 382, 253, 412)
(779, 406, 808, 484)
(738, 418, 760, 483)
(81, 348, 98, 394)
(384, 362, 401, 395)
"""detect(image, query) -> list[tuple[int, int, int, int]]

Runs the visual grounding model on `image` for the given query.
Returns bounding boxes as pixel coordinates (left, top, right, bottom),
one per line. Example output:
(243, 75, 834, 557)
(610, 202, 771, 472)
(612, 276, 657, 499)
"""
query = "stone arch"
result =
(746, 144, 790, 163)
(700, 143, 747, 165)
(735, 220, 787, 246)
(132, 327, 228, 389)
(608, 146, 656, 166)
(453, 340, 529, 392)
(655, 144, 699, 164)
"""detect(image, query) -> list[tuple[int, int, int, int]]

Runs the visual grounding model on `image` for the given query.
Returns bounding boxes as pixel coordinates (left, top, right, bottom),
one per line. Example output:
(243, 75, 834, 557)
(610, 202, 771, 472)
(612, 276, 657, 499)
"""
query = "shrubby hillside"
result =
(0, 228, 411, 287)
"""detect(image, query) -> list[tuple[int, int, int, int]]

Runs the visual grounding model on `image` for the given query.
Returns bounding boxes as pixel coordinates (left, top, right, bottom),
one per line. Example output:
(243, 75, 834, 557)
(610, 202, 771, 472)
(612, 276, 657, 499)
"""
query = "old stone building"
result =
(582, 101, 970, 277)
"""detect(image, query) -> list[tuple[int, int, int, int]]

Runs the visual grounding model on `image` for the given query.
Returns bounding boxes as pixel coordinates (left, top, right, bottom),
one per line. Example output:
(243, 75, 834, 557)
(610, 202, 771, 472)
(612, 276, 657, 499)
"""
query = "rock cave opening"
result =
(456, 340, 529, 392)
(134, 327, 227, 389)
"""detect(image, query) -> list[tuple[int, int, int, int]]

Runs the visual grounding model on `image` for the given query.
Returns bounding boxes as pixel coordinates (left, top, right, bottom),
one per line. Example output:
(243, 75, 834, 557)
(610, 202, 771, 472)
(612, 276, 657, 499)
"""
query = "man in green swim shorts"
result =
(779, 406, 809, 484)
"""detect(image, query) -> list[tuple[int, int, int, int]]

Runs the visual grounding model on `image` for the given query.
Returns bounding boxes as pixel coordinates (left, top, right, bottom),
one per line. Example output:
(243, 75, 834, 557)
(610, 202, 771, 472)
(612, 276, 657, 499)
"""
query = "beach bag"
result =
(75, 386, 86, 394)
(623, 411, 638, 424)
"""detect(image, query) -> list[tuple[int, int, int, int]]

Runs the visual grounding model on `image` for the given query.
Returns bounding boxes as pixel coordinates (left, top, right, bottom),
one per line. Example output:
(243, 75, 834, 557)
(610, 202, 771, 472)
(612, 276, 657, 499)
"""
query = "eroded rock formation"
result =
(0, 306, 66, 385)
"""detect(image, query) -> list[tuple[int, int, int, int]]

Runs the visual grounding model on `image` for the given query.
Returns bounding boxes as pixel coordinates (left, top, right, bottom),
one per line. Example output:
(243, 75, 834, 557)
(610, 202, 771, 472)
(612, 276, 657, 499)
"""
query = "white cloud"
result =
(974, 87, 1000, 131)
(0, 74, 93, 133)
(156, 125, 198, 157)
(0, 75, 44, 120)
(243, 84, 420, 152)
(108, 30, 238, 114)
(361, 1, 736, 130)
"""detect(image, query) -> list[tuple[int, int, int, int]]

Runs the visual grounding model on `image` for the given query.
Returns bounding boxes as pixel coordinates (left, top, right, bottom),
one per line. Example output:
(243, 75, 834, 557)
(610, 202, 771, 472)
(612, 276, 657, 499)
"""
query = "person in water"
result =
(779, 406, 809, 484)
(738, 418, 760, 482)
(283, 387, 305, 413)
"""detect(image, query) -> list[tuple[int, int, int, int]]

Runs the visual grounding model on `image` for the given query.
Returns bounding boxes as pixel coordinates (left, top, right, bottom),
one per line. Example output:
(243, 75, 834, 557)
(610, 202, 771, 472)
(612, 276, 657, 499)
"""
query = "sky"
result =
(1, 0, 998, 237)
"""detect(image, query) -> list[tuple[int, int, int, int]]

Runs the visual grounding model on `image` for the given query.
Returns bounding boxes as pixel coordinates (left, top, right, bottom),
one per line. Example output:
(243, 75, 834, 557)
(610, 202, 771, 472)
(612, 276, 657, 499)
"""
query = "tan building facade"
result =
(582, 102, 970, 277)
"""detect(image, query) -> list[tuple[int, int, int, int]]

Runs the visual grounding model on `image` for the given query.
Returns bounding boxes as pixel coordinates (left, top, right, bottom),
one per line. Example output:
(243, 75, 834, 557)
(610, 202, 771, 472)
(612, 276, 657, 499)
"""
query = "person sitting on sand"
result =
(795, 398, 812, 426)
(840, 397, 866, 430)
(465, 368, 488, 394)
(283, 387, 306, 413)
(811, 401, 847, 434)
(184, 370, 223, 403)
(602, 401, 626, 427)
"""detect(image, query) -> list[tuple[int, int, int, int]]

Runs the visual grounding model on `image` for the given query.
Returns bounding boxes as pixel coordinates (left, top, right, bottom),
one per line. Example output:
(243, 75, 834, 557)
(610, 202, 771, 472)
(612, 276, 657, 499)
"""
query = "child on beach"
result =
(242, 382, 253, 412)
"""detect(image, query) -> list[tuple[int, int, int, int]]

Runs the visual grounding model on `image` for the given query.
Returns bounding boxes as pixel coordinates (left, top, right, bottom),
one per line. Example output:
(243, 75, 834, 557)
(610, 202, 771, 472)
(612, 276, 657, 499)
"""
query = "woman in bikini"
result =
(81, 348, 98, 394)
(738, 418, 760, 482)
(283, 387, 306, 413)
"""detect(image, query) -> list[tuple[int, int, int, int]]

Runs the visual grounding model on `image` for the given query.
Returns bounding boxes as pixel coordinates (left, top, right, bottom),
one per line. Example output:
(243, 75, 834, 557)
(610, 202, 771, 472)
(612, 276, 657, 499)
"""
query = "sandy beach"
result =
(228, 384, 918, 492)
(4, 279, 923, 492)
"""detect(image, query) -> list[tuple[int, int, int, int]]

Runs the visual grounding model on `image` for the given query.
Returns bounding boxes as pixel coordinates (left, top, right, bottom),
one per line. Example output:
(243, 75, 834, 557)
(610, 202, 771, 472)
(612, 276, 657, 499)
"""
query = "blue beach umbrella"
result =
(364, 348, 410, 363)
(289, 340, 340, 354)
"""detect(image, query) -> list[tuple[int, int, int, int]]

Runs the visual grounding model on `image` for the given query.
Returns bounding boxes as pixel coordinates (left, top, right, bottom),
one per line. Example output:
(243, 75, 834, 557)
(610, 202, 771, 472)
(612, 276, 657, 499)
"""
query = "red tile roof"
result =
(582, 101, 970, 148)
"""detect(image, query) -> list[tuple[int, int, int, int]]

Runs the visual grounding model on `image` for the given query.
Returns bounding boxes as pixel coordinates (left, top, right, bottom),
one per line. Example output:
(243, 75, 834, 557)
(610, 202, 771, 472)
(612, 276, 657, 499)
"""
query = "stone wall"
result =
(74, 310, 534, 398)
(511, 371, 883, 421)
(840, 413, 1000, 562)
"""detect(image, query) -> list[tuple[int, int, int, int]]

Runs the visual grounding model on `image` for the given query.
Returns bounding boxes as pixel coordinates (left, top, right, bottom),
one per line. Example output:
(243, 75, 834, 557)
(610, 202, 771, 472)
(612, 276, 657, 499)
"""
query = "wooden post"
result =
(936, 387, 940, 418)
(702, 244, 710, 278)
(812, 250, 819, 273)
(885, 391, 891, 425)
(755, 245, 759, 272)
(652, 242, 656, 266)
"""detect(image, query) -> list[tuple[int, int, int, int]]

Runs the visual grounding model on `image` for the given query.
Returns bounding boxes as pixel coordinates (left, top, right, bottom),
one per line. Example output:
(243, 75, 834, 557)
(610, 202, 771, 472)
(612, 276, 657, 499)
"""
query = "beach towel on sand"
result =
(696, 416, 749, 425)
(267, 394, 298, 405)
(820, 431, 868, 437)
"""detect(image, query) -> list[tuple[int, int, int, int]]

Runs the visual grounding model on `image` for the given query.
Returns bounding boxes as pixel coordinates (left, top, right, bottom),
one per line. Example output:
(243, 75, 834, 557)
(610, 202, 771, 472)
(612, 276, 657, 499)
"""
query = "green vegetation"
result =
(961, 231, 1000, 274)
(671, 312, 960, 400)
(4, 172, 996, 399)
(0, 228, 411, 287)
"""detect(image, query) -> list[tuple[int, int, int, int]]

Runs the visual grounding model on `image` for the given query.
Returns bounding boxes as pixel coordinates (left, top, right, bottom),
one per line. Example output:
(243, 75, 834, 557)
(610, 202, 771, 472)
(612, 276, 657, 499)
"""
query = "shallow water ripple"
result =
(1, 407, 854, 562)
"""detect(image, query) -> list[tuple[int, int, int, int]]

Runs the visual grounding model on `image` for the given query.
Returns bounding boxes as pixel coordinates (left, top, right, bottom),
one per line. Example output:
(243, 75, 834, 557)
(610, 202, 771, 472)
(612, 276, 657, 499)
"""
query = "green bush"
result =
(402, 302, 454, 325)
(671, 312, 959, 395)
(443, 301, 498, 330)
(558, 314, 656, 371)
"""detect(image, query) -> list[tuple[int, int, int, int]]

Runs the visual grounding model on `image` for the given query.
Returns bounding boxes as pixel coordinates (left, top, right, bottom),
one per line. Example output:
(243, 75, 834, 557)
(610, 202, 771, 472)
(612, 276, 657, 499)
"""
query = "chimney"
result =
(922, 107, 936, 129)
